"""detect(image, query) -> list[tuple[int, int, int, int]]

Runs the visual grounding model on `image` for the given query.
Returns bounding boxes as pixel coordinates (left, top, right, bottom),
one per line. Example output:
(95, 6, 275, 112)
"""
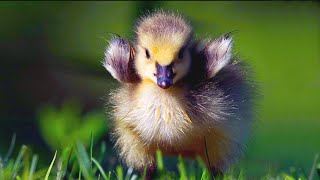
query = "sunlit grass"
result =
(0, 134, 319, 180)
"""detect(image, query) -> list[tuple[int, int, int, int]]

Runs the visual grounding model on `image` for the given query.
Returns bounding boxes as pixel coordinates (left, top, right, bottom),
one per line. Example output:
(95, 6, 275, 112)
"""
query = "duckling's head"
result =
(134, 10, 193, 89)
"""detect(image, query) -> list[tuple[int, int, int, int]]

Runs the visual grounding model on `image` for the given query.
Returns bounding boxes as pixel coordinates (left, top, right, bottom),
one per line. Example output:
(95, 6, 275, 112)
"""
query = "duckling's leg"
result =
(202, 131, 229, 179)
(114, 122, 156, 175)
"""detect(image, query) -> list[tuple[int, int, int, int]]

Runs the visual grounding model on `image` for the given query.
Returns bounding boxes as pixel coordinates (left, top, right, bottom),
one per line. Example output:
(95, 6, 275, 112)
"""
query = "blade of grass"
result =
(98, 141, 106, 162)
(28, 154, 38, 180)
(116, 165, 124, 180)
(57, 146, 73, 180)
(308, 153, 319, 180)
(130, 174, 138, 180)
(281, 173, 295, 180)
(237, 169, 245, 180)
(22, 147, 31, 180)
(141, 166, 146, 180)
(156, 149, 164, 172)
(45, 150, 57, 180)
(68, 159, 78, 180)
(298, 167, 308, 179)
(178, 155, 187, 180)
(0, 157, 3, 180)
(56, 158, 63, 180)
(125, 167, 133, 180)
(92, 157, 107, 180)
(75, 142, 94, 180)
(90, 132, 93, 170)
(78, 166, 82, 180)
(316, 162, 320, 178)
(32, 168, 50, 179)
(289, 167, 298, 179)
(200, 168, 209, 180)
(13, 145, 27, 178)
(4, 133, 16, 162)
(90, 135, 100, 176)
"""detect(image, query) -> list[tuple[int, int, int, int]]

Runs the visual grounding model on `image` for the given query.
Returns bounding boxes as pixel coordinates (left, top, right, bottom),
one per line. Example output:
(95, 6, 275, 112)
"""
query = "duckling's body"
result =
(103, 10, 256, 175)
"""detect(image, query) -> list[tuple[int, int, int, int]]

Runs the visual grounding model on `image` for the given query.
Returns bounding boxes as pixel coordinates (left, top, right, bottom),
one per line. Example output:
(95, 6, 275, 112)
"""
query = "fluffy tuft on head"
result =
(135, 10, 192, 43)
(134, 10, 193, 86)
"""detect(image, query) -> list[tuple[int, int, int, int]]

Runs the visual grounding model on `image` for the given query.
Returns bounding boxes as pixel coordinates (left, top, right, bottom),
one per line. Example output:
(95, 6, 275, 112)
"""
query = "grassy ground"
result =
(1, 135, 319, 180)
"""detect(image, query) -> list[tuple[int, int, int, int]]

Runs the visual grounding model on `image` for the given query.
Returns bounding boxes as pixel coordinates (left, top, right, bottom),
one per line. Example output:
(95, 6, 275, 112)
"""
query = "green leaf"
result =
(12, 145, 27, 178)
(178, 155, 187, 180)
(78, 166, 82, 180)
(281, 173, 295, 180)
(92, 158, 108, 180)
(116, 165, 124, 180)
(200, 168, 209, 180)
(28, 155, 38, 180)
(90, 132, 93, 170)
(45, 150, 57, 180)
(108, 171, 111, 180)
(98, 141, 106, 162)
(21, 146, 31, 180)
(156, 149, 164, 172)
(75, 142, 94, 180)
(141, 166, 147, 180)
(4, 133, 16, 162)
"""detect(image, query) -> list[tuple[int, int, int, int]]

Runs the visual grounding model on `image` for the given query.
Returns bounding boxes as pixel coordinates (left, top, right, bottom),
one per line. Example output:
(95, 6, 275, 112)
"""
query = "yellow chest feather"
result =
(118, 80, 194, 145)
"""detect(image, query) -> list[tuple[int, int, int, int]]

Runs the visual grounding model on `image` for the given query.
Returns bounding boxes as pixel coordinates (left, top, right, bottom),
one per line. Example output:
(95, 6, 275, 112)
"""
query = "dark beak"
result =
(156, 62, 174, 89)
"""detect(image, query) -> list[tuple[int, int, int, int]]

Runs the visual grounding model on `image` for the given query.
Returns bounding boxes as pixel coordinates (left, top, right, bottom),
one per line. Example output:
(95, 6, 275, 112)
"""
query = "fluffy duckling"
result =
(103, 10, 256, 177)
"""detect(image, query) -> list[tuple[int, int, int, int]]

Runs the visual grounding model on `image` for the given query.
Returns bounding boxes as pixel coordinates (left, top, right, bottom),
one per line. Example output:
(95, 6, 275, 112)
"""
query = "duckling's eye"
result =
(145, 48, 150, 59)
(178, 47, 185, 59)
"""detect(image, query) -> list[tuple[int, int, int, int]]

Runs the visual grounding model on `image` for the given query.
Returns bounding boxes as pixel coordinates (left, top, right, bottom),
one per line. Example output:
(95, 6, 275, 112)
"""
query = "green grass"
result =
(0, 135, 319, 180)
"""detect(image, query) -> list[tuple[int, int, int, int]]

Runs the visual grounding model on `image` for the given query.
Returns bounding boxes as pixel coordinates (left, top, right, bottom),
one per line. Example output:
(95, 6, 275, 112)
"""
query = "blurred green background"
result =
(0, 1, 319, 177)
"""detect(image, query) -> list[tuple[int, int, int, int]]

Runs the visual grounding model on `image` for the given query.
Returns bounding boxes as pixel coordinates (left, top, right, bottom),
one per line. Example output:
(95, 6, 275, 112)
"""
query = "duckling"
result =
(103, 10, 256, 177)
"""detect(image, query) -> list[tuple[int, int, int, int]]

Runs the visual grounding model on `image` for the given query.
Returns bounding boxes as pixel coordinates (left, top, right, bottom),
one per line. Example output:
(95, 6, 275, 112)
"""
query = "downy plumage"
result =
(103, 9, 256, 177)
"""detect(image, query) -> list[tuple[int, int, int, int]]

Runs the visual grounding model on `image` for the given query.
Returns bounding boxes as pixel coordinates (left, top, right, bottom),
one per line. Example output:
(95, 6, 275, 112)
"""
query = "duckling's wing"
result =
(200, 33, 234, 79)
(103, 36, 140, 83)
